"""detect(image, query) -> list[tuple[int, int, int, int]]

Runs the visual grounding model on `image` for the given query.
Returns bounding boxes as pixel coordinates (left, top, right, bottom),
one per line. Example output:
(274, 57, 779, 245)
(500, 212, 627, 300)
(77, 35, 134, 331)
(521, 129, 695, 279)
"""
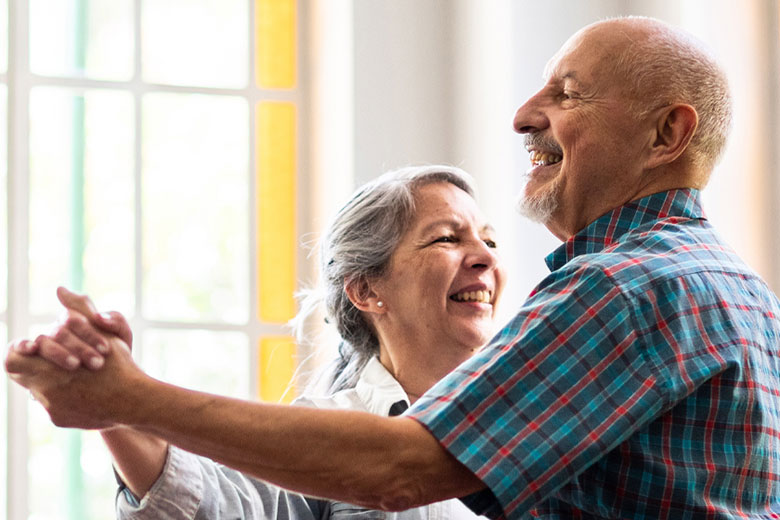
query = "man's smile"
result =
(529, 150, 563, 167)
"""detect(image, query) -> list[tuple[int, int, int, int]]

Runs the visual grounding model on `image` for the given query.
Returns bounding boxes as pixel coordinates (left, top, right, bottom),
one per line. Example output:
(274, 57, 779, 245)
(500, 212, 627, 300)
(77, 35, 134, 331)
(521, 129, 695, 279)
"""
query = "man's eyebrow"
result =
(561, 71, 579, 81)
(542, 66, 581, 84)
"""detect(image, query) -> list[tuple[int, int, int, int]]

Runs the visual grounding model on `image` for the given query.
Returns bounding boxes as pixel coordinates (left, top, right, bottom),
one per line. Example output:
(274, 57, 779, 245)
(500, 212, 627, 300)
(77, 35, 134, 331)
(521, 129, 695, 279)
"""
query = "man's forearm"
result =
(121, 377, 484, 511)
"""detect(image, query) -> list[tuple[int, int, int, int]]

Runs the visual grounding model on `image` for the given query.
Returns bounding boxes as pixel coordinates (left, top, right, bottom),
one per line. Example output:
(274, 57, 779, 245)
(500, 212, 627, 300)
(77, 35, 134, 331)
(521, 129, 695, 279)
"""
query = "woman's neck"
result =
(377, 342, 478, 404)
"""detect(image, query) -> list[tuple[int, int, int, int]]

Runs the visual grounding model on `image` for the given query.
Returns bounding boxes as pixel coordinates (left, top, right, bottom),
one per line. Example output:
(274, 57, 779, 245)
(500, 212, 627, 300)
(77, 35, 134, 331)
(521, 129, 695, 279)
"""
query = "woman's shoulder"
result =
(295, 357, 409, 416)
(293, 387, 368, 412)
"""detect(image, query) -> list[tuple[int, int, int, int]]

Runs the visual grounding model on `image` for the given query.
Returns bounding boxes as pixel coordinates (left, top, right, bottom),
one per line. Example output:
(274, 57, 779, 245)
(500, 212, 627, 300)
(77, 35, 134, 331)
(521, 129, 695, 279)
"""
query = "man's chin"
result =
(515, 192, 558, 224)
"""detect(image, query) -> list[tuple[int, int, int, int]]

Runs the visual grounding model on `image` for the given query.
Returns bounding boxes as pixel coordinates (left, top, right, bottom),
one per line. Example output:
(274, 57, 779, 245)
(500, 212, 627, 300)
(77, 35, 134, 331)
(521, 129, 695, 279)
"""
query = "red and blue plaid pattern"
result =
(409, 189, 780, 519)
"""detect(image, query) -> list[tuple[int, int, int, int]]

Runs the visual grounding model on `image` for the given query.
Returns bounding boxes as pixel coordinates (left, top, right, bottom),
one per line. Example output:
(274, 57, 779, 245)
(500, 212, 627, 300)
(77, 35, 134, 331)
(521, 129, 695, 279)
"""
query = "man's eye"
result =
(484, 239, 497, 249)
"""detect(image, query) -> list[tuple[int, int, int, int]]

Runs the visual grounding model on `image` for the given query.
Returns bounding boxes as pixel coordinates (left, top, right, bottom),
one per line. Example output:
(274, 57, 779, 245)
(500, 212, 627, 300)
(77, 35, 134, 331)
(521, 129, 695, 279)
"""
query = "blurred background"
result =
(1, 0, 778, 518)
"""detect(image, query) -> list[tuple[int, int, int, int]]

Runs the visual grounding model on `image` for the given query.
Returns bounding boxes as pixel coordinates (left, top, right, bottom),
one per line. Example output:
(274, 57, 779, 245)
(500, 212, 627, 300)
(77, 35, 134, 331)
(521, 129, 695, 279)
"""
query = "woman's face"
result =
(372, 182, 506, 354)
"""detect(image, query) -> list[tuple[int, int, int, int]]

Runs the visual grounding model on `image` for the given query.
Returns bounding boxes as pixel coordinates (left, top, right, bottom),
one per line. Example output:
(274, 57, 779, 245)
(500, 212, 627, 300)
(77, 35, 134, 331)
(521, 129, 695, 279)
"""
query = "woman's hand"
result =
(14, 287, 133, 371)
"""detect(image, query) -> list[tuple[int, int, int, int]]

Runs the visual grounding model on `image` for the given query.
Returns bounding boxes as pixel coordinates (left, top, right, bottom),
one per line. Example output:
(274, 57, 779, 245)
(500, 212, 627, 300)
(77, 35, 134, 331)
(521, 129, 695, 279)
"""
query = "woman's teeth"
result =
(451, 290, 491, 303)
(530, 150, 563, 166)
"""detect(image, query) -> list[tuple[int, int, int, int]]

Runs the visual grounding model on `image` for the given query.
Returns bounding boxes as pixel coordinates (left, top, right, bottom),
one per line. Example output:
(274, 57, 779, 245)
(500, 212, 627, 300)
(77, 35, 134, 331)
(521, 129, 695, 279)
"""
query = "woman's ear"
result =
(645, 103, 698, 170)
(344, 277, 385, 313)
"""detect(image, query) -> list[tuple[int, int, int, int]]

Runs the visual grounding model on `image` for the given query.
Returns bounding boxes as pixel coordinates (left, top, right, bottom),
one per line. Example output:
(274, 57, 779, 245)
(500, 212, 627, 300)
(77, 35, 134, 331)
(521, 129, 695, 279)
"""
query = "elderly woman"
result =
(7, 165, 506, 519)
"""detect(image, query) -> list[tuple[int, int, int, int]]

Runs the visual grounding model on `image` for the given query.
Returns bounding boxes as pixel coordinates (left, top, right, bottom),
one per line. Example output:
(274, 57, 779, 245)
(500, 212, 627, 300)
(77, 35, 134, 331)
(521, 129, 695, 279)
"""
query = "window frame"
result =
(3, 1, 313, 518)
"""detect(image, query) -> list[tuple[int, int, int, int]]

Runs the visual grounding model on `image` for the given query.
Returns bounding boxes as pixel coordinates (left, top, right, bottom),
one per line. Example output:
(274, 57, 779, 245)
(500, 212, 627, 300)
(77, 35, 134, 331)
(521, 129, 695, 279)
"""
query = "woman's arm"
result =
(101, 427, 169, 499)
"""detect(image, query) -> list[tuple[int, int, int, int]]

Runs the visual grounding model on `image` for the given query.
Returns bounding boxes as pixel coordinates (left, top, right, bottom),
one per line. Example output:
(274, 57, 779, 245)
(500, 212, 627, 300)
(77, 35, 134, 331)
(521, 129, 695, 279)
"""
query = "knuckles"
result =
(52, 328, 71, 344)
(64, 313, 88, 330)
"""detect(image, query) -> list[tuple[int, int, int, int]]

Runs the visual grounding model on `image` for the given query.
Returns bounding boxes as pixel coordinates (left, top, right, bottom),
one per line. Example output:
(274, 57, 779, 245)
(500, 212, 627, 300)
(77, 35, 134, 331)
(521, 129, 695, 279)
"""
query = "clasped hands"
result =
(5, 287, 142, 430)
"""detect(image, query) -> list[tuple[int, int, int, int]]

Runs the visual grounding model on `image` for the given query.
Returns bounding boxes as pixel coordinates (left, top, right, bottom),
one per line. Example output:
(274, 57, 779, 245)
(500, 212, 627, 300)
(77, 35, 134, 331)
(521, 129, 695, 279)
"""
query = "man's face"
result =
(513, 24, 653, 240)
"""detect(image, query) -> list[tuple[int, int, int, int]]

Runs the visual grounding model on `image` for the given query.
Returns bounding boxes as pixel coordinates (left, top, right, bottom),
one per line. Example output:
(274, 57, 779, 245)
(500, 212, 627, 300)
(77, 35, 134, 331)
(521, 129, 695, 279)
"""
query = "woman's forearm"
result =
(100, 427, 169, 498)
(120, 377, 484, 511)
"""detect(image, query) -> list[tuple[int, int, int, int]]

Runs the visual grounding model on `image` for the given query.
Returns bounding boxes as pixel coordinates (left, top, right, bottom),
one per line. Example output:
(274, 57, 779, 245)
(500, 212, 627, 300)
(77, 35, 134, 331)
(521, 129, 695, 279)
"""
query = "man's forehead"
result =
(541, 27, 620, 83)
(542, 50, 585, 83)
(541, 29, 591, 81)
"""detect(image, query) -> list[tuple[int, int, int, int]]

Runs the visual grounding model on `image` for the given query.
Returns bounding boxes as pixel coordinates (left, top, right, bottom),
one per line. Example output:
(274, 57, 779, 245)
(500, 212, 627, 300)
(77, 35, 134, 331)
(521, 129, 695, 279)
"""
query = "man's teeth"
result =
(529, 151, 562, 166)
(451, 290, 491, 303)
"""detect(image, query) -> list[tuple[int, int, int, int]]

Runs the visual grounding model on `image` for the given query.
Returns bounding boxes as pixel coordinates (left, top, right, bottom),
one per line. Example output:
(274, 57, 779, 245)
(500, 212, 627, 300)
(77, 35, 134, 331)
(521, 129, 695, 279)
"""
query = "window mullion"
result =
(6, 0, 31, 517)
(248, 0, 259, 399)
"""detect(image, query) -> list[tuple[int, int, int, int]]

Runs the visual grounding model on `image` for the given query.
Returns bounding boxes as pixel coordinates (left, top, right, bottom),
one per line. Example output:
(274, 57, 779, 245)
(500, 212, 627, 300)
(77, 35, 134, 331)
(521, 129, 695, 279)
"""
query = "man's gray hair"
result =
(610, 16, 732, 173)
(297, 165, 476, 391)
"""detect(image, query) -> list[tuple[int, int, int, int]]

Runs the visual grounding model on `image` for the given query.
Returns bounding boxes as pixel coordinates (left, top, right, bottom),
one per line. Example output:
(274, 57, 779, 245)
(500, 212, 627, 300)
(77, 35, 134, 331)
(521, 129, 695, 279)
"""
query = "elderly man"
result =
(7, 15, 780, 519)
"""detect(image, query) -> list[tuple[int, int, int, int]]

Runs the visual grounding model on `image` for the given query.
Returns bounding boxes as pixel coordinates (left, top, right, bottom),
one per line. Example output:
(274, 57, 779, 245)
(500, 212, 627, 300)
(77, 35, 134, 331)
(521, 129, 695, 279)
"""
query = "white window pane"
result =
(0, 0, 7, 74)
(142, 329, 250, 398)
(29, 87, 135, 316)
(141, 0, 248, 88)
(28, 407, 115, 520)
(0, 85, 6, 314)
(142, 93, 248, 323)
(24, 321, 115, 520)
(29, 0, 134, 81)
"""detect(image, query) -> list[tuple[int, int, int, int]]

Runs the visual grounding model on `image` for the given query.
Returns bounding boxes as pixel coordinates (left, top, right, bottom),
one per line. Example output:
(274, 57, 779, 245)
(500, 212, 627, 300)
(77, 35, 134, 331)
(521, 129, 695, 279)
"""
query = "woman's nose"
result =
(467, 239, 499, 271)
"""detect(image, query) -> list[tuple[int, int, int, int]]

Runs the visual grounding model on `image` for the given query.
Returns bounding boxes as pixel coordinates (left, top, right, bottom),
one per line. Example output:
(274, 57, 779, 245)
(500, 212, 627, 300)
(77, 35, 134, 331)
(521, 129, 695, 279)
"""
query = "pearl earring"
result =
(376, 301, 384, 308)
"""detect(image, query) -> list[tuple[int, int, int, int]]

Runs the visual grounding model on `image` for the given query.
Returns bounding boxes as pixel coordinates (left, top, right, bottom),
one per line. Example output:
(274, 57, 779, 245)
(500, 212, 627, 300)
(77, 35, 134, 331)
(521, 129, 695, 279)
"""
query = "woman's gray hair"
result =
(297, 165, 476, 391)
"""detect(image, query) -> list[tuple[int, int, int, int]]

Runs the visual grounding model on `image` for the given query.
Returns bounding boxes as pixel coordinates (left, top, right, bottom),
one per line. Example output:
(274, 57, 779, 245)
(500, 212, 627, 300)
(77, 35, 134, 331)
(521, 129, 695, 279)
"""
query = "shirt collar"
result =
(355, 356, 411, 417)
(544, 189, 706, 272)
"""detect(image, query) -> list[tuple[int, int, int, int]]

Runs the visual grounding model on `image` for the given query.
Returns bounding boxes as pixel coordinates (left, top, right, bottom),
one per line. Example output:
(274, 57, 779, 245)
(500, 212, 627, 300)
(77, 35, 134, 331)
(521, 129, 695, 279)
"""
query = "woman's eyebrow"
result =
(418, 219, 459, 235)
(418, 220, 495, 235)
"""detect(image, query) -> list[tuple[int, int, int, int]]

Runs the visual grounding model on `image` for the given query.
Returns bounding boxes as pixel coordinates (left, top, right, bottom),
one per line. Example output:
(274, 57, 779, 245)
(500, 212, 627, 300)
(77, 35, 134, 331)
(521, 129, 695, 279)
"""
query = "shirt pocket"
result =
(328, 502, 386, 519)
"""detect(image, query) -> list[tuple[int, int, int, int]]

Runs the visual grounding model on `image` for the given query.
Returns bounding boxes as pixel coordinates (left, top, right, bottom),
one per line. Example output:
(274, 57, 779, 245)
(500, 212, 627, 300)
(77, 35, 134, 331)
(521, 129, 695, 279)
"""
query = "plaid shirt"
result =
(409, 189, 780, 519)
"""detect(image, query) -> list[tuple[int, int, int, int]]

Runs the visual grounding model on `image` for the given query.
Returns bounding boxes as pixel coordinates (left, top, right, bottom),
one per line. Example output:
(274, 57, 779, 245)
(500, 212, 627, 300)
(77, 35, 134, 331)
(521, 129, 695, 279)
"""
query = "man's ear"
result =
(344, 277, 385, 313)
(646, 103, 698, 169)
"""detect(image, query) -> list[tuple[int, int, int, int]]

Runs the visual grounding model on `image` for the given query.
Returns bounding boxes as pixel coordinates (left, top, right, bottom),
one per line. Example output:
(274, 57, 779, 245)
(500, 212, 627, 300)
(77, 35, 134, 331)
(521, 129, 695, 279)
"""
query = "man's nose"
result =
(513, 91, 548, 134)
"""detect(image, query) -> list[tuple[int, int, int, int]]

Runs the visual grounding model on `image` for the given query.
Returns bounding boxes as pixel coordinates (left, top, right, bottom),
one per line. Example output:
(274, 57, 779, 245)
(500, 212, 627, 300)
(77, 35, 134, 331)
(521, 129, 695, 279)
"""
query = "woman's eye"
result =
(433, 236, 456, 244)
(484, 239, 497, 249)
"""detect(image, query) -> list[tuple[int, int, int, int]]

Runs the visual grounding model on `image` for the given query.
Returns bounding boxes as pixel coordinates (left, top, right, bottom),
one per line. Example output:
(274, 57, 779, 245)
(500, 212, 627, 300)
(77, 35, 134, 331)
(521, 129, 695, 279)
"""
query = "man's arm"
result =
(127, 380, 483, 510)
(6, 337, 484, 511)
(10, 288, 169, 499)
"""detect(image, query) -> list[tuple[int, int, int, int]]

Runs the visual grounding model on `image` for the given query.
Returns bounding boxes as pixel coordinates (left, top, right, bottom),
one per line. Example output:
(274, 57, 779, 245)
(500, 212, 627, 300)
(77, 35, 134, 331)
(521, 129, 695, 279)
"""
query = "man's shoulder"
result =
(593, 218, 747, 277)
(542, 218, 759, 299)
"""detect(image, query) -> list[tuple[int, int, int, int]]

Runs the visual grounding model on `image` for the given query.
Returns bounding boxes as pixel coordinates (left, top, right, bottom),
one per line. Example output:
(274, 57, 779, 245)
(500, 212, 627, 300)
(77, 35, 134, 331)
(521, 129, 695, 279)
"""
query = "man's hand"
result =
(5, 334, 139, 430)
(14, 287, 133, 371)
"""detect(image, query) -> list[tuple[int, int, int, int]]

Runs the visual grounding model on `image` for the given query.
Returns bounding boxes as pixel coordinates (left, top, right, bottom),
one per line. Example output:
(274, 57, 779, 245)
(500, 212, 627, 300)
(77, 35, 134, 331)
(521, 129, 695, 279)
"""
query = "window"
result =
(4, 1, 305, 518)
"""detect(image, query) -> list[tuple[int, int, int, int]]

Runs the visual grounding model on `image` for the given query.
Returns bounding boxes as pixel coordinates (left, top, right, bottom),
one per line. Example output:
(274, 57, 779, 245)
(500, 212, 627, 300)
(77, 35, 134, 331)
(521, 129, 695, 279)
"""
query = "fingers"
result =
(34, 335, 89, 370)
(94, 311, 133, 348)
(57, 286, 133, 350)
(57, 286, 99, 319)
(5, 344, 47, 377)
(57, 311, 109, 355)
(8, 338, 38, 356)
(52, 287, 114, 368)
(52, 324, 110, 369)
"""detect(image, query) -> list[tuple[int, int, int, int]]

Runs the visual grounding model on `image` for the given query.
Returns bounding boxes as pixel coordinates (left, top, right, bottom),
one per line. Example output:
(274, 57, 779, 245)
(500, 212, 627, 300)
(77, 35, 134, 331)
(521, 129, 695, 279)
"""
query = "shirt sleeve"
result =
(407, 263, 666, 519)
(116, 445, 324, 520)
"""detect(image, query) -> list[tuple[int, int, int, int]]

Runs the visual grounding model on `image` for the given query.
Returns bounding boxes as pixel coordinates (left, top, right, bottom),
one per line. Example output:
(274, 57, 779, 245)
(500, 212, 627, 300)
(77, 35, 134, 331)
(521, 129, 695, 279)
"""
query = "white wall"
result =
(352, 0, 457, 185)
(311, 0, 780, 328)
